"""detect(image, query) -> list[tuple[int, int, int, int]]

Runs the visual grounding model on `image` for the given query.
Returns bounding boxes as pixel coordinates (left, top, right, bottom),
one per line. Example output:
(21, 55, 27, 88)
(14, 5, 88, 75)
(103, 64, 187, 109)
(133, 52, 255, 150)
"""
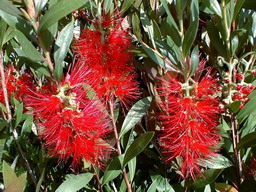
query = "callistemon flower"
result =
(25, 68, 112, 168)
(73, 16, 140, 108)
(0, 66, 33, 104)
(157, 72, 221, 180)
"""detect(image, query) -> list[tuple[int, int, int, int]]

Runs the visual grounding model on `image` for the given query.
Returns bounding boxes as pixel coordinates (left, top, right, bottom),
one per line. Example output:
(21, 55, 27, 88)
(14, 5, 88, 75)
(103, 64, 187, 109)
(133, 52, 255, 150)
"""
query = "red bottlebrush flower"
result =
(72, 17, 140, 108)
(24, 68, 112, 168)
(25, 92, 63, 120)
(39, 103, 111, 168)
(157, 73, 221, 180)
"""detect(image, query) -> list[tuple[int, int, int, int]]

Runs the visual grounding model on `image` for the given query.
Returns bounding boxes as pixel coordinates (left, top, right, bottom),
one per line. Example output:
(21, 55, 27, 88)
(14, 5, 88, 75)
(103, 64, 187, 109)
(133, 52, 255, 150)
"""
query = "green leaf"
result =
(231, 35, 239, 56)
(128, 157, 136, 182)
(190, 45, 199, 75)
(0, 0, 24, 19)
(119, 96, 152, 138)
(238, 132, 256, 150)
(142, 43, 174, 71)
(102, 155, 122, 185)
(150, 173, 175, 192)
(4, 173, 27, 192)
(199, 155, 232, 169)
(13, 99, 23, 128)
(0, 102, 7, 113)
(21, 115, 33, 135)
(0, 10, 35, 41)
(233, 0, 245, 21)
(182, 20, 198, 56)
(186, 169, 223, 189)
(191, 0, 199, 22)
(3, 161, 17, 188)
(3, 27, 15, 45)
(159, 0, 178, 30)
(103, 0, 113, 13)
(56, 173, 93, 192)
(237, 96, 256, 121)
(241, 114, 256, 137)
(54, 22, 74, 81)
(206, 22, 227, 59)
(121, 0, 135, 13)
(229, 100, 241, 113)
(202, 0, 222, 17)
(123, 132, 154, 167)
(0, 18, 7, 47)
(39, 0, 87, 31)
(132, 12, 142, 41)
(14, 30, 44, 62)
(14, 48, 50, 76)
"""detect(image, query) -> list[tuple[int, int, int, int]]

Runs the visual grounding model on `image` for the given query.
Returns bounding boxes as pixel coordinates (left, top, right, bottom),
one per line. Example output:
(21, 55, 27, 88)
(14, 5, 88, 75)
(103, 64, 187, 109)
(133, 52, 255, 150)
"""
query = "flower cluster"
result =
(73, 16, 140, 108)
(25, 66, 112, 168)
(222, 72, 255, 110)
(0, 66, 32, 105)
(157, 71, 221, 179)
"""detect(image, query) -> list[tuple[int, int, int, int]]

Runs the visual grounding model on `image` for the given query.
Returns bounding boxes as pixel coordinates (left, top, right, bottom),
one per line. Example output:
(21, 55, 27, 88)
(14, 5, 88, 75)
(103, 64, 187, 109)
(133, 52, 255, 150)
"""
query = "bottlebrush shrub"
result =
(157, 67, 221, 180)
(2, 0, 256, 191)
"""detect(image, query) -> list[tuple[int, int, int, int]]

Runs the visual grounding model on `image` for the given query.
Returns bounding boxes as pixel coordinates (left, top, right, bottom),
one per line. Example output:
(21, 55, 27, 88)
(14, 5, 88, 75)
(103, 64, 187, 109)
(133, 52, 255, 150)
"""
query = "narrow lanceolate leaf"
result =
(119, 96, 152, 138)
(186, 169, 223, 189)
(0, 10, 35, 41)
(237, 132, 256, 150)
(237, 96, 256, 121)
(121, 0, 135, 13)
(150, 174, 175, 192)
(123, 132, 154, 167)
(206, 22, 227, 59)
(182, 18, 199, 56)
(0, 0, 24, 19)
(0, 18, 7, 47)
(190, 45, 199, 75)
(142, 43, 175, 71)
(202, 0, 222, 17)
(102, 155, 123, 185)
(55, 173, 93, 192)
(54, 22, 74, 81)
(159, 0, 178, 30)
(128, 157, 136, 182)
(14, 30, 44, 62)
(39, 0, 87, 31)
(199, 155, 232, 169)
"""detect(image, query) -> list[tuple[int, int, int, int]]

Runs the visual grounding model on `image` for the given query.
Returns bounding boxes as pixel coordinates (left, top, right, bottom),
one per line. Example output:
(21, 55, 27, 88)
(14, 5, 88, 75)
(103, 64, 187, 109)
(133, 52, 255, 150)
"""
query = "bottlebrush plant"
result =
(1, 0, 256, 192)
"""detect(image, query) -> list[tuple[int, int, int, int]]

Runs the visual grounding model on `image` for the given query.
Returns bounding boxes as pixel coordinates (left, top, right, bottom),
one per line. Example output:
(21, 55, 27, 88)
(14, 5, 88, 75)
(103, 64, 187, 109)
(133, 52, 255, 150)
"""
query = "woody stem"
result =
(230, 114, 243, 188)
(109, 100, 132, 192)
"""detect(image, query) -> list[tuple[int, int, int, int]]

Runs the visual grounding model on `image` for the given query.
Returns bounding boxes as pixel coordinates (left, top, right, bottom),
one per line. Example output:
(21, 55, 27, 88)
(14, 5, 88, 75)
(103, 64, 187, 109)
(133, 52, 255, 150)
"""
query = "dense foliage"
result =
(1, 0, 256, 191)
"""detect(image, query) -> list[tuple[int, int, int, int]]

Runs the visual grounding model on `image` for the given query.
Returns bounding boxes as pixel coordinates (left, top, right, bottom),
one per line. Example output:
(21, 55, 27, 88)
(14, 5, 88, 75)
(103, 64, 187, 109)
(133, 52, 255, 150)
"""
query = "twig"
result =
(92, 164, 103, 192)
(109, 100, 133, 192)
(230, 114, 243, 188)
(0, 50, 38, 186)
